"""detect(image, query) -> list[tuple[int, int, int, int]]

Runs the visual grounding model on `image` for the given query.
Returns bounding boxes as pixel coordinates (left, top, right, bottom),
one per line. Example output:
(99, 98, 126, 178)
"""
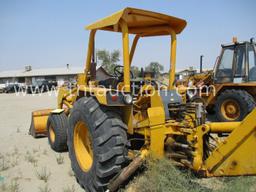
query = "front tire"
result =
(215, 89, 256, 122)
(68, 97, 128, 192)
(47, 113, 68, 152)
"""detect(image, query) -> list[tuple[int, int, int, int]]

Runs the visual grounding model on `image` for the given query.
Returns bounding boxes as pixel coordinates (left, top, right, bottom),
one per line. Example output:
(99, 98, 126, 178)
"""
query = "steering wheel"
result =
(113, 65, 134, 79)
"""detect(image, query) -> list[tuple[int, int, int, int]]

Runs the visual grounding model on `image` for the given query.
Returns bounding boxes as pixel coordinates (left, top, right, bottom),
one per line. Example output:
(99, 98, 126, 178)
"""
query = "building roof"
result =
(86, 7, 187, 36)
(176, 69, 197, 74)
(0, 67, 84, 78)
(0, 65, 111, 79)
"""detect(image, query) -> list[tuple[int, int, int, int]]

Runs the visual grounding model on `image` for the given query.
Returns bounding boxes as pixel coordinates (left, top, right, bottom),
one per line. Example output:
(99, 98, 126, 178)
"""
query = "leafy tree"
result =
(145, 62, 164, 76)
(96, 49, 120, 74)
(131, 66, 140, 78)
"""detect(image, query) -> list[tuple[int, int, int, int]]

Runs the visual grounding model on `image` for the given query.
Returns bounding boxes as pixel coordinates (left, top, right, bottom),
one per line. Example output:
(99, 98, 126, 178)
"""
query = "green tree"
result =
(131, 66, 140, 78)
(96, 49, 120, 74)
(145, 62, 164, 76)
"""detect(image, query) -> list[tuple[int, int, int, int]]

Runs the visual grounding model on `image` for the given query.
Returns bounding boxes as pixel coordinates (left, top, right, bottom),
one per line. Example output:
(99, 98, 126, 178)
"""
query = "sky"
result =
(0, 0, 255, 72)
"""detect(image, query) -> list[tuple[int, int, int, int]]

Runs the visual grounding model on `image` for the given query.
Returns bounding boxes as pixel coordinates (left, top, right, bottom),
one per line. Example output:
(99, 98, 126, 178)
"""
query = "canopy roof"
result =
(86, 7, 187, 36)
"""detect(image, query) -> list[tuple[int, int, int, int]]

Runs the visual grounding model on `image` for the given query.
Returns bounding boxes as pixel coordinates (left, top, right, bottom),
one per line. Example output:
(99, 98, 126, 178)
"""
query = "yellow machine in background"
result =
(177, 39, 256, 122)
(30, 7, 256, 192)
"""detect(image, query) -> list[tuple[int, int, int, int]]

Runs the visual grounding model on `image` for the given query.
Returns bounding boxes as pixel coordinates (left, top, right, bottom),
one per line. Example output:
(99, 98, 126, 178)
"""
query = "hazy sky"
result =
(0, 0, 255, 72)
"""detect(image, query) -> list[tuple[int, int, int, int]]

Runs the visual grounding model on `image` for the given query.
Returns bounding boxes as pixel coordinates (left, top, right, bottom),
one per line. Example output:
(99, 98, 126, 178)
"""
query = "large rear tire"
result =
(215, 89, 256, 122)
(68, 97, 128, 192)
(47, 113, 68, 152)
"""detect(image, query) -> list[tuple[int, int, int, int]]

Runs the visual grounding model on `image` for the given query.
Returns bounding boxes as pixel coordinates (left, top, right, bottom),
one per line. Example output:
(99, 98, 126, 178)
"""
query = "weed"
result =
(43, 150, 48, 156)
(33, 147, 40, 154)
(39, 184, 51, 192)
(9, 148, 20, 167)
(25, 151, 38, 166)
(125, 158, 256, 192)
(218, 177, 256, 192)
(9, 179, 20, 192)
(16, 127, 21, 133)
(0, 156, 9, 172)
(0, 182, 7, 191)
(128, 157, 210, 192)
(33, 149, 38, 153)
(11, 156, 19, 167)
(68, 169, 75, 177)
(36, 167, 51, 183)
(63, 185, 76, 192)
(13, 147, 19, 156)
(56, 154, 64, 165)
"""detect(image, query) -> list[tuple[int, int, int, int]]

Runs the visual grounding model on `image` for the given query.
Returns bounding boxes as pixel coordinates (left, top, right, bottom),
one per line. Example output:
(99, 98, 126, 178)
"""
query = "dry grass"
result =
(33, 148, 39, 154)
(12, 147, 19, 156)
(125, 157, 256, 192)
(0, 156, 10, 172)
(36, 167, 51, 183)
(43, 150, 48, 156)
(56, 154, 64, 165)
(219, 177, 256, 192)
(11, 156, 19, 167)
(9, 179, 21, 192)
(126, 158, 210, 192)
(63, 185, 76, 192)
(0, 181, 7, 191)
(0, 148, 21, 171)
(0, 179, 21, 192)
(16, 127, 21, 133)
(24, 151, 38, 167)
(39, 184, 51, 192)
(68, 169, 75, 177)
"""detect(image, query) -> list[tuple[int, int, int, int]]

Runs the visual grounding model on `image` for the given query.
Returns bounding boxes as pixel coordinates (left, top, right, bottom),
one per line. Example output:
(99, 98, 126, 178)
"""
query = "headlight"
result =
(123, 94, 133, 104)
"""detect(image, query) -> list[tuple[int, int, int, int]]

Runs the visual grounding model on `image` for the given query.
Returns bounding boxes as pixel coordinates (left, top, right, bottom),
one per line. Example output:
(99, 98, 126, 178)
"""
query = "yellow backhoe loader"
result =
(177, 38, 256, 122)
(30, 7, 256, 192)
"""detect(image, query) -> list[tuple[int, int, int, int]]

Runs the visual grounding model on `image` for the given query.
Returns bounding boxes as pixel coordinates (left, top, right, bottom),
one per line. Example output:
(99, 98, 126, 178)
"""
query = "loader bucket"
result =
(29, 109, 53, 138)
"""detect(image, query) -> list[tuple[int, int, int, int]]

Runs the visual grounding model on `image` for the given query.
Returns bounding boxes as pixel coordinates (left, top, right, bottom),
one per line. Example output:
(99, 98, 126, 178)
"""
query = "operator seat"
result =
(98, 77, 119, 89)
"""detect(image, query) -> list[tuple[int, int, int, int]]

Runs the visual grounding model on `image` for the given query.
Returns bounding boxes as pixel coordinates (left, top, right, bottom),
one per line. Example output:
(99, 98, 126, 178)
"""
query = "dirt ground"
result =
(0, 93, 84, 192)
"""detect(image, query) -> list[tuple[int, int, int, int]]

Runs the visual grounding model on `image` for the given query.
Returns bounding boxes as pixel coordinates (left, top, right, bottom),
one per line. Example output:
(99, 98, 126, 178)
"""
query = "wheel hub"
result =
(226, 104, 237, 115)
(74, 121, 93, 172)
(221, 99, 240, 120)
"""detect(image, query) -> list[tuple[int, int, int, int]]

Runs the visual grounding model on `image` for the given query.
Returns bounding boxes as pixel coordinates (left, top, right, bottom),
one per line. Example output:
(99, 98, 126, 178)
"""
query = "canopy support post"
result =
(120, 20, 131, 92)
(129, 35, 140, 65)
(84, 30, 96, 85)
(168, 29, 177, 90)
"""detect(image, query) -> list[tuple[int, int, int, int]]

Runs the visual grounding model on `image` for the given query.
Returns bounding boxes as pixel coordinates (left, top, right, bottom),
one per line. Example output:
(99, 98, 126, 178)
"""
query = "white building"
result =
(0, 64, 111, 87)
(175, 67, 197, 80)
